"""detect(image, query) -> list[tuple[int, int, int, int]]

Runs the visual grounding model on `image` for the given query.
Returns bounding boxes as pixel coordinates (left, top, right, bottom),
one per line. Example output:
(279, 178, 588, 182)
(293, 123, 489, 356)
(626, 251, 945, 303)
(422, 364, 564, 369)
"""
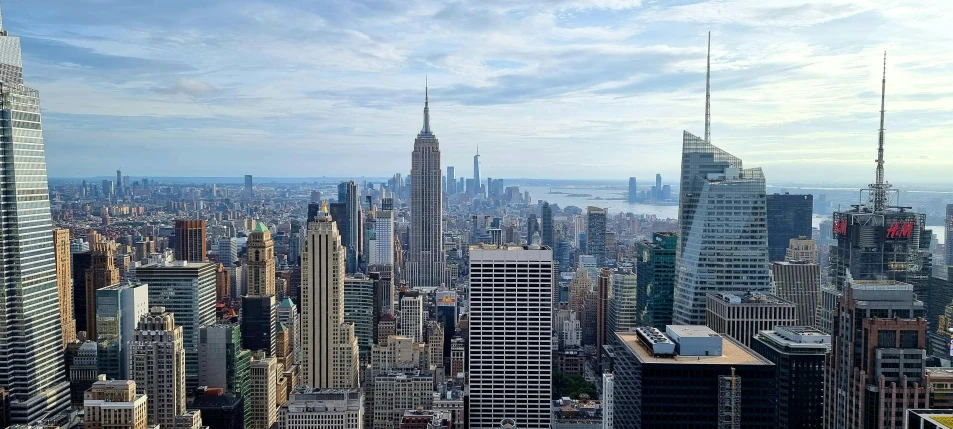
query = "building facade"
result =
(83, 380, 148, 429)
(766, 193, 813, 262)
(469, 244, 553, 429)
(278, 387, 364, 429)
(95, 282, 149, 380)
(129, 307, 188, 427)
(247, 222, 276, 296)
(174, 219, 207, 262)
(751, 327, 830, 429)
(409, 86, 445, 288)
(400, 294, 424, 343)
(199, 324, 252, 426)
(53, 228, 77, 346)
(344, 275, 375, 359)
(674, 132, 770, 325)
(771, 260, 821, 327)
(634, 232, 677, 329)
(86, 242, 120, 341)
(586, 207, 607, 266)
(242, 295, 278, 356)
(705, 292, 796, 347)
(249, 354, 278, 429)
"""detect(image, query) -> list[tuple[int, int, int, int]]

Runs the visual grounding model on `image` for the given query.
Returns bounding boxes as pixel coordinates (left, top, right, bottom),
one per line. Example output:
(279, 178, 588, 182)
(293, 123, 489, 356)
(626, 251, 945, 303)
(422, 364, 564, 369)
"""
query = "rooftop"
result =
(709, 292, 792, 305)
(469, 243, 552, 251)
(617, 330, 772, 366)
(757, 327, 831, 350)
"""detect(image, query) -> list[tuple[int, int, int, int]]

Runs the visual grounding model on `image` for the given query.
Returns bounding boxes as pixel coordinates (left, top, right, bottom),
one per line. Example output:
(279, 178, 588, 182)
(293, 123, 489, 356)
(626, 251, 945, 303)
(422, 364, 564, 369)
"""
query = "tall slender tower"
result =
(174, 219, 207, 262)
(129, 307, 187, 427)
(473, 146, 481, 197)
(53, 228, 77, 346)
(301, 202, 359, 388)
(86, 242, 120, 341)
(0, 5, 72, 423)
(246, 222, 276, 296)
(410, 81, 445, 288)
(672, 35, 770, 325)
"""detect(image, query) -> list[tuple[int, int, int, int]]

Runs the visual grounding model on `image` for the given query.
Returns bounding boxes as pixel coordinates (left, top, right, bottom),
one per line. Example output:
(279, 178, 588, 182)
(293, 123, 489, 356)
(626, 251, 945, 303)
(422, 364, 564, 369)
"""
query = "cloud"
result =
(0, 0, 949, 184)
(155, 78, 216, 97)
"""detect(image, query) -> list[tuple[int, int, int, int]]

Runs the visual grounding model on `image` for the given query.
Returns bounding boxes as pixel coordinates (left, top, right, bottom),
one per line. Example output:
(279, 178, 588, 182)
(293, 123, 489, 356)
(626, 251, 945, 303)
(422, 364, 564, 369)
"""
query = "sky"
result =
(5, 0, 953, 183)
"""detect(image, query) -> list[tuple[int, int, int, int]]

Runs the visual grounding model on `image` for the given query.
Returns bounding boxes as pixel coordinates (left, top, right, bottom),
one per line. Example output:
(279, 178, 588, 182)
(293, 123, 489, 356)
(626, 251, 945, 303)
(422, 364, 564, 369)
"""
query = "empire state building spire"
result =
(421, 76, 432, 135)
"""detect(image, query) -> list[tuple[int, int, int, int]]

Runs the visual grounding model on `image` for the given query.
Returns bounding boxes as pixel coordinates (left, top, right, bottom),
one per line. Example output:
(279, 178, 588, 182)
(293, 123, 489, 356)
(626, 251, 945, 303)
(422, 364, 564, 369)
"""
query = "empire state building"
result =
(410, 83, 445, 288)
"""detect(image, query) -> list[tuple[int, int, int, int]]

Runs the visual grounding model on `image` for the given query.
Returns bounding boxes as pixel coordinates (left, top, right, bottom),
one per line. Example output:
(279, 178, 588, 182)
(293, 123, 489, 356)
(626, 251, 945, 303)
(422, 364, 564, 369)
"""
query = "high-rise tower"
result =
(53, 228, 76, 346)
(672, 35, 770, 325)
(174, 219, 207, 262)
(86, 242, 120, 345)
(473, 146, 481, 197)
(246, 222, 276, 296)
(300, 202, 359, 389)
(409, 81, 445, 288)
(0, 6, 72, 422)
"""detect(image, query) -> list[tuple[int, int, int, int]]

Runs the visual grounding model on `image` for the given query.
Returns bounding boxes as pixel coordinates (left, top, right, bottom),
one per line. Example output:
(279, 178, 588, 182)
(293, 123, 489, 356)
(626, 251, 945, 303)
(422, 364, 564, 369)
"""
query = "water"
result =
(520, 185, 678, 218)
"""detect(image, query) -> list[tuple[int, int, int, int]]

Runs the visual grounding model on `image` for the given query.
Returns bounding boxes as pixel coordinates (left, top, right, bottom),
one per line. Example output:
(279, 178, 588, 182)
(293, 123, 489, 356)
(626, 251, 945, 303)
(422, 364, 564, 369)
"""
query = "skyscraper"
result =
(469, 244, 553, 429)
(83, 380, 148, 429)
(343, 275, 375, 359)
(300, 203, 360, 389)
(368, 209, 394, 266)
(245, 175, 254, 199)
(247, 222, 276, 296)
(526, 213, 539, 245)
(136, 261, 217, 390)
(627, 177, 637, 203)
(337, 181, 361, 273)
(473, 147, 481, 197)
(672, 35, 771, 325)
(409, 83, 445, 288)
(116, 169, 123, 197)
(751, 327, 829, 429)
(400, 293, 424, 343)
(241, 295, 277, 356)
(946, 204, 953, 266)
(446, 166, 455, 195)
(174, 219, 207, 262)
(218, 237, 238, 267)
(53, 228, 76, 346)
(198, 324, 251, 417)
(766, 193, 813, 262)
(586, 206, 607, 266)
(86, 242, 120, 341)
(129, 307, 188, 427)
(634, 232, 677, 329)
(541, 202, 554, 248)
(771, 259, 821, 327)
(95, 282, 149, 380)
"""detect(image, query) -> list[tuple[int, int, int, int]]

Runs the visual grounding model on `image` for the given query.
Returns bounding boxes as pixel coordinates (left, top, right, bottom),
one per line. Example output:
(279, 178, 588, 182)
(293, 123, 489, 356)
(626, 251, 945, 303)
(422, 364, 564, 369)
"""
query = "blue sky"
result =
(6, 0, 952, 183)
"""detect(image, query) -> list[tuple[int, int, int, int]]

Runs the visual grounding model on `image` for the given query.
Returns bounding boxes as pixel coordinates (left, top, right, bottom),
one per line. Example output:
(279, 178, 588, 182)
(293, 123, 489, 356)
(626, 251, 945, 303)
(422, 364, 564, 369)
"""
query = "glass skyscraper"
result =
(673, 132, 770, 325)
(0, 8, 72, 423)
(409, 84, 445, 288)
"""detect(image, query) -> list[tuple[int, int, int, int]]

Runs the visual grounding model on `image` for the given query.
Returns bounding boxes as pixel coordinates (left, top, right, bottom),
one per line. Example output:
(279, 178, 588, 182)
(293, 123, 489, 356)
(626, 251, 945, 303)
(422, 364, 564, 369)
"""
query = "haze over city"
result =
(7, 0, 952, 182)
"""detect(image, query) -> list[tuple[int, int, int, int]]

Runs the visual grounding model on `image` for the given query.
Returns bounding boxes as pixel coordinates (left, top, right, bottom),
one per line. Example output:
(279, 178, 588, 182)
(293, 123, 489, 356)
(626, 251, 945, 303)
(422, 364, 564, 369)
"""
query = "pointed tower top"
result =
(421, 76, 432, 134)
(872, 51, 889, 211)
(704, 31, 711, 144)
(476, 143, 479, 156)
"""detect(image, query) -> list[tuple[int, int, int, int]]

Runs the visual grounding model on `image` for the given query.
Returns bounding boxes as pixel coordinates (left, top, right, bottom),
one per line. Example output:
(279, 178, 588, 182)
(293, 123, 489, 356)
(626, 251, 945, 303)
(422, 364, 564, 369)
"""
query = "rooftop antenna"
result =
(704, 31, 711, 143)
(871, 52, 889, 212)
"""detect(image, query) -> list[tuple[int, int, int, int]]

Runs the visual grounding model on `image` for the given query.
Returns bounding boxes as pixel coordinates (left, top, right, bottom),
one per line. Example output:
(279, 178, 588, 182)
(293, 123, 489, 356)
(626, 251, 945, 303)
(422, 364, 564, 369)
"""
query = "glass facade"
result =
(766, 193, 813, 262)
(343, 276, 375, 359)
(635, 232, 677, 329)
(673, 131, 770, 325)
(0, 12, 71, 422)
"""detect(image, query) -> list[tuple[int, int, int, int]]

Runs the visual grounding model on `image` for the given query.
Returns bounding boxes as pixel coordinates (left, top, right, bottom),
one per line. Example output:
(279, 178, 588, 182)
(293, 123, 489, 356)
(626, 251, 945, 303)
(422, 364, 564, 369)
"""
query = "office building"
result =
(73, 250, 94, 334)
(83, 380, 148, 429)
(627, 177, 637, 203)
(705, 292, 796, 347)
(541, 202, 554, 248)
(400, 294, 424, 343)
(199, 325, 251, 414)
(771, 259, 821, 327)
(473, 148, 481, 197)
(337, 181, 361, 274)
(766, 193, 813, 262)
(527, 213, 540, 245)
(174, 219, 207, 262)
(469, 244, 553, 429)
(278, 387, 364, 429)
(586, 207, 607, 266)
(824, 276, 928, 429)
(218, 237, 238, 268)
(136, 261, 217, 390)
(242, 295, 278, 356)
(947, 204, 953, 266)
(785, 236, 818, 263)
(245, 175, 254, 199)
(751, 327, 830, 429)
(0, 17, 71, 421)
(613, 326, 777, 427)
(69, 341, 100, 407)
(301, 202, 360, 389)
(129, 307, 188, 427)
(595, 269, 610, 359)
(634, 232, 677, 329)
(278, 298, 301, 366)
(608, 269, 637, 336)
(602, 373, 613, 429)
(86, 242, 121, 341)
(426, 321, 444, 370)
(192, 394, 245, 429)
(409, 85, 445, 288)
(674, 132, 769, 324)
(398, 409, 452, 429)
(249, 354, 278, 429)
(247, 222, 276, 295)
(344, 275, 375, 359)
(373, 371, 434, 429)
(53, 228, 77, 346)
(446, 166, 455, 195)
(435, 290, 457, 371)
(95, 282, 149, 379)
(368, 210, 395, 266)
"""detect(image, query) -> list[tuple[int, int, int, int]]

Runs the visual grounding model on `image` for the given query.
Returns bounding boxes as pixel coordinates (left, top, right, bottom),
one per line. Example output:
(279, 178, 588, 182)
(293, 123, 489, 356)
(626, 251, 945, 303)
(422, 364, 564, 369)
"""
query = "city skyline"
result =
(5, 1, 952, 182)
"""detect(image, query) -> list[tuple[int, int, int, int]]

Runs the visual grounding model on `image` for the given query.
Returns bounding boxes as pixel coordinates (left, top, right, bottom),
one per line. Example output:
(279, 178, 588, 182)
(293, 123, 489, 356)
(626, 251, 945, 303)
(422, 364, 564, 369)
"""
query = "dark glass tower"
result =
(241, 295, 277, 356)
(586, 206, 607, 266)
(766, 193, 813, 261)
(751, 327, 829, 429)
(628, 177, 637, 203)
(635, 232, 677, 329)
(541, 202, 554, 248)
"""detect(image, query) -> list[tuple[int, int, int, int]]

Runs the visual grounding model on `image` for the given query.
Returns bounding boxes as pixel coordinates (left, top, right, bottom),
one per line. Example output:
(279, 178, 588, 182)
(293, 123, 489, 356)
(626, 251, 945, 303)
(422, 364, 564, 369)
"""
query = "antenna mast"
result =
(871, 52, 889, 211)
(704, 32, 711, 143)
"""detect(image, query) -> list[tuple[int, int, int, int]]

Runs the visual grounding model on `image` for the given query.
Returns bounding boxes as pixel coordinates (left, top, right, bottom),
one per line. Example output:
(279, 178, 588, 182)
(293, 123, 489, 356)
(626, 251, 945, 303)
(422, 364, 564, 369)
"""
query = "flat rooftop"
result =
(666, 325, 719, 339)
(617, 331, 772, 366)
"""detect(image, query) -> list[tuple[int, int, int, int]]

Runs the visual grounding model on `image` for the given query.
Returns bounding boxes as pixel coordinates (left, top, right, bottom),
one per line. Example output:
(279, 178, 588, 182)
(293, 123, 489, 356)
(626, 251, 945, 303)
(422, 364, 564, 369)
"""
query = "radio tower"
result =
(870, 52, 890, 212)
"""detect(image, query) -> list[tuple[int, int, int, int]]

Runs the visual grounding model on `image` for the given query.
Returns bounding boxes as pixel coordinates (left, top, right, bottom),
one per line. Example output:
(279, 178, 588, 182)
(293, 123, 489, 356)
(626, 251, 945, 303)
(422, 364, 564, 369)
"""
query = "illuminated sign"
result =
(886, 221, 914, 239)
(833, 220, 848, 235)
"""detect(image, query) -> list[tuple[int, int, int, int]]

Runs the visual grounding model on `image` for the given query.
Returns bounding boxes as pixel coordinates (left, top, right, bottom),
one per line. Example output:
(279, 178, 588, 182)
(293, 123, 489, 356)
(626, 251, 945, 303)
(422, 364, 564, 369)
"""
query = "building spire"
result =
(704, 31, 711, 143)
(422, 75, 431, 134)
(872, 51, 888, 211)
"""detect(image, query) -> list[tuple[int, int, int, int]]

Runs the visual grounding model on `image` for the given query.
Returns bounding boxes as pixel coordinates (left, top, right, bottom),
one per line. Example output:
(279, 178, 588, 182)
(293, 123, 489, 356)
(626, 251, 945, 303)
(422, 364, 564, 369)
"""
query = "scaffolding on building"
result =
(718, 367, 741, 429)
